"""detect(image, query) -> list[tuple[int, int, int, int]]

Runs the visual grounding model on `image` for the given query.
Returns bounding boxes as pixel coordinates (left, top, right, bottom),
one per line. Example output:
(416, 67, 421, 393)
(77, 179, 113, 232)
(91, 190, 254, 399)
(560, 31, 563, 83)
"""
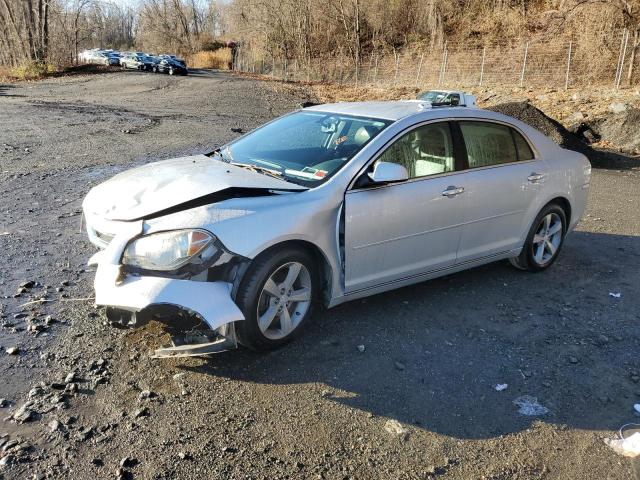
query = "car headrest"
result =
(353, 126, 376, 146)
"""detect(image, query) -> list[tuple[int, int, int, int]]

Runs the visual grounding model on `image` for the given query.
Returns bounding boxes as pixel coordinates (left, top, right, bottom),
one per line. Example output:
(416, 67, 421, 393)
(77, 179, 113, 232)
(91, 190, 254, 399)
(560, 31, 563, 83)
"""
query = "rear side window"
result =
(459, 121, 517, 168)
(512, 130, 535, 161)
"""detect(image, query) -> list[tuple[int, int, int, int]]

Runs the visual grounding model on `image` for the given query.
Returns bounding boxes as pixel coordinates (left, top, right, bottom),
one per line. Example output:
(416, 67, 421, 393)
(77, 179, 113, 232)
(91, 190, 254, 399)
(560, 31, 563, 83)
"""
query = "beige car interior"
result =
(377, 123, 454, 178)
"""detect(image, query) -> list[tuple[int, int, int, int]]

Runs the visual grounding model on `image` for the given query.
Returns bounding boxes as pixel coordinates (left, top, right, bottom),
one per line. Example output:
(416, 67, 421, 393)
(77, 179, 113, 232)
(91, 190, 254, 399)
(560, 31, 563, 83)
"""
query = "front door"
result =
(344, 121, 467, 293)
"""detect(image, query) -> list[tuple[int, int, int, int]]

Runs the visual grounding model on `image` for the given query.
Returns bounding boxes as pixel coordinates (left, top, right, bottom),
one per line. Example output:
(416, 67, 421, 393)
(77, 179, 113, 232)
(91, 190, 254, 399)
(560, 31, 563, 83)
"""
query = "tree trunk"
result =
(42, 0, 49, 60)
(23, 0, 38, 61)
(1, 0, 30, 63)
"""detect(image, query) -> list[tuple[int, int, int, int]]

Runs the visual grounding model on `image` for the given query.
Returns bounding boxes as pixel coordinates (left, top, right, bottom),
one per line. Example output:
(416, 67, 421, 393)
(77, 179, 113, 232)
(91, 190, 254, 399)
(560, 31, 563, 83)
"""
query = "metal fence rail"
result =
(235, 31, 636, 91)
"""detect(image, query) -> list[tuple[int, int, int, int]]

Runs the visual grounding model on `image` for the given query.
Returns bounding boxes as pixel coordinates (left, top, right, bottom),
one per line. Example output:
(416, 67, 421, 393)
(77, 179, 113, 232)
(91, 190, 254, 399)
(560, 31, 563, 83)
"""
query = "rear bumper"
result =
(88, 220, 245, 330)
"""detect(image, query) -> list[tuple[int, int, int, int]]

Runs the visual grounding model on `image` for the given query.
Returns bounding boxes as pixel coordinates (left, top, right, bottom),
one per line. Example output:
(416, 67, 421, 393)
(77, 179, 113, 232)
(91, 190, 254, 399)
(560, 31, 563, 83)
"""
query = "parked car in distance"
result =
(83, 100, 591, 356)
(417, 89, 474, 106)
(159, 54, 187, 67)
(120, 53, 154, 71)
(153, 58, 188, 75)
(96, 51, 120, 66)
(119, 53, 140, 69)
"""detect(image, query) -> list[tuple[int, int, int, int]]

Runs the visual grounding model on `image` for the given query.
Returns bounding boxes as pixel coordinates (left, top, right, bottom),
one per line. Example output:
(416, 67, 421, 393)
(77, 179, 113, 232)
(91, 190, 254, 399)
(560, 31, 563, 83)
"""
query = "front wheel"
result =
(510, 203, 567, 272)
(235, 247, 318, 351)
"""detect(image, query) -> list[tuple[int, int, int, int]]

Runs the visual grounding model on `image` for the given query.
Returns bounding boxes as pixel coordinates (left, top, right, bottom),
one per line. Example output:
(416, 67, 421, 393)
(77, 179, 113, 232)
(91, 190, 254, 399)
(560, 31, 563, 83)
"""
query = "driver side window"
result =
(376, 122, 455, 179)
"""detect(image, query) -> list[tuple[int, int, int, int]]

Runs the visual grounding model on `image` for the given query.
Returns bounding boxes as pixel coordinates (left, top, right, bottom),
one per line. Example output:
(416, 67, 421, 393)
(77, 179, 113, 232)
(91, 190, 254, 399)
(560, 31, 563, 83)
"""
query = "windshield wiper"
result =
(229, 162, 285, 181)
(208, 149, 294, 183)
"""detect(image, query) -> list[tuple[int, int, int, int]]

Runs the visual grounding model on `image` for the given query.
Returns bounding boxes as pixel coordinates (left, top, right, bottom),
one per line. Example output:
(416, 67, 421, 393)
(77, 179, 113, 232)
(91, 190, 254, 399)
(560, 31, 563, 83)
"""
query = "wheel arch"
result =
(238, 239, 334, 308)
(546, 196, 572, 227)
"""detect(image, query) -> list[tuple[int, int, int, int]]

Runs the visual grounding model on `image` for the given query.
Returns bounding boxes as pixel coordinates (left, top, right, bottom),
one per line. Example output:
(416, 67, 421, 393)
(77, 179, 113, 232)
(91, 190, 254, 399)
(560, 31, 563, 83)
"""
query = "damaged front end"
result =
(88, 220, 248, 358)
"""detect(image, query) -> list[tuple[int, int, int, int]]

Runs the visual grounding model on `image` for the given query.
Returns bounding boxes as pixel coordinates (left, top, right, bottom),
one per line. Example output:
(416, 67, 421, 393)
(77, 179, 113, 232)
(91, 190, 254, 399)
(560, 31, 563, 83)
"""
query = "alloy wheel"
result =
(256, 262, 312, 340)
(531, 212, 563, 266)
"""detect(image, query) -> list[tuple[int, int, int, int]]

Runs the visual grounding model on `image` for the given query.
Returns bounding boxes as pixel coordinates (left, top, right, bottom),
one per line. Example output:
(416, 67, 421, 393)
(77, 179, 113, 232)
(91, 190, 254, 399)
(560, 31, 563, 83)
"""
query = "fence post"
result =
(616, 30, 629, 90)
(373, 54, 379, 85)
(520, 42, 529, 88)
(479, 46, 486, 86)
(393, 52, 400, 86)
(614, 29, 626, 88)
(564, 41, 572, 90)
(438, 45, 448, 86)
(415, 53, 424, 86)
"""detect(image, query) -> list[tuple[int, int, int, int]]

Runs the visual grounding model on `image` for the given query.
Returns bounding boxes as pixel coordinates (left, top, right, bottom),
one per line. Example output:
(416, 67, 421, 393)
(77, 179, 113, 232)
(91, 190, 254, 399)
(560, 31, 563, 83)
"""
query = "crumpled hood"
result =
(83, 155, 305, 221)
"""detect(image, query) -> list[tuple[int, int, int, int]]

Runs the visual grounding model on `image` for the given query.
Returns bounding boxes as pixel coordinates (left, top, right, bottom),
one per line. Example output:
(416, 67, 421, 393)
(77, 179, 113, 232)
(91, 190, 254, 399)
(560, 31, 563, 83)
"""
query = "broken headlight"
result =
(122, 229, 220, 274)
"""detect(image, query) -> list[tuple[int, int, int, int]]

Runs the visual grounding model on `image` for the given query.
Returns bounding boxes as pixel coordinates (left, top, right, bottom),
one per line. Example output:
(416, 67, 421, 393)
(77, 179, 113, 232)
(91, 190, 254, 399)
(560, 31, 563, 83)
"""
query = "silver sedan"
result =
(82, 100, 591, 355)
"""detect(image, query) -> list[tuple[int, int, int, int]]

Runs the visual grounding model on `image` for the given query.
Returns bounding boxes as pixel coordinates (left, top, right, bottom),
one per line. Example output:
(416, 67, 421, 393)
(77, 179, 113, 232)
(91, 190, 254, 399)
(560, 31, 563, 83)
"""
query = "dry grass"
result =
(303, 82, 419, 103)
(238, 72, 421, 103)
(7, 61, 54, 80)
(188, 49, 233, 70)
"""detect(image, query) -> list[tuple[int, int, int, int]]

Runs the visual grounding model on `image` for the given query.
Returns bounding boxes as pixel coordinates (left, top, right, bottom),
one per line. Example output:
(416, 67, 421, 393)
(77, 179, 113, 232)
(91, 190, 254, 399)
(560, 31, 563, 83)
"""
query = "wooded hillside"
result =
(0, 0, 638, 84)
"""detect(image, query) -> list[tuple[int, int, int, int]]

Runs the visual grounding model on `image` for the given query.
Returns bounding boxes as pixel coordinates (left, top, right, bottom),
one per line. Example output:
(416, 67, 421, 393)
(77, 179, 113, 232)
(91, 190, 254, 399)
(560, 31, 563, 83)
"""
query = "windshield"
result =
(417, 90, 447, 102)
(220, 111, 391, 186)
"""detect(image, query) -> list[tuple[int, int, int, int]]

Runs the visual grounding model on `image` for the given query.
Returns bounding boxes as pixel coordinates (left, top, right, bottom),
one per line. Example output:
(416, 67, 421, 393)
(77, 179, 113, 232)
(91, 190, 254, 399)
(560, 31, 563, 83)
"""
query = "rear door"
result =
(344, 121, 468, 292)
(453, 120, 547, 263)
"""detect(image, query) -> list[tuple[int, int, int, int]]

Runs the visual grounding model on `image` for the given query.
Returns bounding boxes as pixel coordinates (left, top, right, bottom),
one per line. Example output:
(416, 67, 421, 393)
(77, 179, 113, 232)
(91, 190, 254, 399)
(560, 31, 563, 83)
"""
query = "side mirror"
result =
(367, 161, 409, 184)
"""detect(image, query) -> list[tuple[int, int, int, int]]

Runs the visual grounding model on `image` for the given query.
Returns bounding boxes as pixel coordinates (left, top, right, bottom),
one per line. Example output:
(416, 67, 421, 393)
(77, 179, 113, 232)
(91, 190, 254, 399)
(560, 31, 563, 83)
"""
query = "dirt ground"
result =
(1, 70, 640, 480)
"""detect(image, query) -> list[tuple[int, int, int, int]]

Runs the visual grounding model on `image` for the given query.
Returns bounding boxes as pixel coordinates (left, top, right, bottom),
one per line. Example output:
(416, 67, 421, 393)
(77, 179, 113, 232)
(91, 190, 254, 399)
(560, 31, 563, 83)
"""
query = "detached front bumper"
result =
(88, 220, 245, 331)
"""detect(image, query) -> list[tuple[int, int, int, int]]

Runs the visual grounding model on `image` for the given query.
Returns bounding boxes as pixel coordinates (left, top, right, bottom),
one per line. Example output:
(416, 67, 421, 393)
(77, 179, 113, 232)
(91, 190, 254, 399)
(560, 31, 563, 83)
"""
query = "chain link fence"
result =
(235, 31, 637, 91)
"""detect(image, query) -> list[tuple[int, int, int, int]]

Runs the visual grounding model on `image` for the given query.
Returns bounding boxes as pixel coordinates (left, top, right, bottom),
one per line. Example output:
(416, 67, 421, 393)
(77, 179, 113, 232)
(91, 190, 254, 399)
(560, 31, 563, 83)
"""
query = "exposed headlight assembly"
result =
(122, 229, 234, 277)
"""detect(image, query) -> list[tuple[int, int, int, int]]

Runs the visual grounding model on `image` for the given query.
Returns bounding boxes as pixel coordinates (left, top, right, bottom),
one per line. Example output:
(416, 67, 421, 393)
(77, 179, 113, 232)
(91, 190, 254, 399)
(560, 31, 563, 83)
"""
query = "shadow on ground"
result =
(0, 84, 24, 97)
(588, 148, 640, 171)
(180, 230, 640, 440)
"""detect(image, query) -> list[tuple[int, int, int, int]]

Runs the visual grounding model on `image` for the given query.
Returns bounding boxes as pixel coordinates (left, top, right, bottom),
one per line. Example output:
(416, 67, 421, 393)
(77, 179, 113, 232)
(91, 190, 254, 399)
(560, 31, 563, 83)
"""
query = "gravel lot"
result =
(1, 70, 640, 480)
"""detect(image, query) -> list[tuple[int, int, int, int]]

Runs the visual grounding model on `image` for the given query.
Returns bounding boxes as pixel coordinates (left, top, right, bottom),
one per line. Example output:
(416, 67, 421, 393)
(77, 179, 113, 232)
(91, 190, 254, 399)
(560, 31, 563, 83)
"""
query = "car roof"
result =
(304, 100, 482, 121)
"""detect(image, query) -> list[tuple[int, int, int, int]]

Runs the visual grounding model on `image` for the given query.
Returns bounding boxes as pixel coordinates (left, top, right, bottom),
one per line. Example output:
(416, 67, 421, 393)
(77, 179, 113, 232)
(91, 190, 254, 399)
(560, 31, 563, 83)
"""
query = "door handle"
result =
(442, 186, 464, 197)
(527, 173, 545, 183)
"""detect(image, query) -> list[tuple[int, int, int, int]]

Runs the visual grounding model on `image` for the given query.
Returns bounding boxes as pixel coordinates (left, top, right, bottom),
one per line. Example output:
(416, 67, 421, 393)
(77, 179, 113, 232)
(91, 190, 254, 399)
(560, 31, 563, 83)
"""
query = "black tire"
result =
(235, 246, 319, 351)
(510, 203, 567, 272)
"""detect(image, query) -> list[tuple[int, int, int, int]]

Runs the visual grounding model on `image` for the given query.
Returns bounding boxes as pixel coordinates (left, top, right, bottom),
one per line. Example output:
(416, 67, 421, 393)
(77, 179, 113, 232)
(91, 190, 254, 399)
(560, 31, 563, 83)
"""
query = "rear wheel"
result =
(510, 203, 566, 272)
(235, 247, 318, 351)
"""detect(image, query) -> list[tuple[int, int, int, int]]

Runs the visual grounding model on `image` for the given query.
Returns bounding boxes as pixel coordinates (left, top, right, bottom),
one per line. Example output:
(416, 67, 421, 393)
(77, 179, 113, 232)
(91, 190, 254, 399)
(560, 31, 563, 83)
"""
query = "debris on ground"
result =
(513, 395, 549, 416)
(384, 419, 409, 440)
(605, 424, 640, 458)
(609, 292, 622, 298)
(495, 384, 508, 391)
